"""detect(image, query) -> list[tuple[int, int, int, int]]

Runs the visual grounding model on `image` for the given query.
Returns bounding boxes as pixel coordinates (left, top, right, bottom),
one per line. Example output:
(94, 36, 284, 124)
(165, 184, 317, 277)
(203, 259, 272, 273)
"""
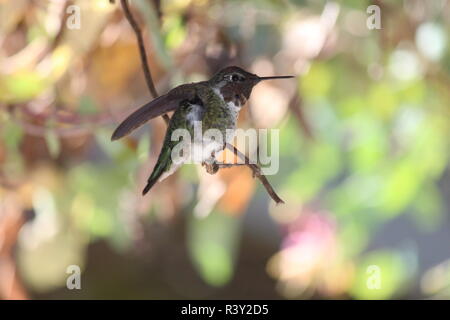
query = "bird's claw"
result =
(202, 161, 219, 175)
(252, 166, 261, 178)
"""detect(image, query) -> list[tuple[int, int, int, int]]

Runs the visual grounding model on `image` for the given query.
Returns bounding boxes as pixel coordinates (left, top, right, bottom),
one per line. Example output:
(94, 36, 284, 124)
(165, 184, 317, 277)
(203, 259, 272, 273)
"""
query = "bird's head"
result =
(209, 66, 294, 100)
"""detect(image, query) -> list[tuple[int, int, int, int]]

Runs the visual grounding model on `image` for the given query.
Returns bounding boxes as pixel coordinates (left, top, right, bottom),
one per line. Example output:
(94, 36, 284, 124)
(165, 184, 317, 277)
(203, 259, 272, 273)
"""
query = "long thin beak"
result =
(257, 75, 294, 81)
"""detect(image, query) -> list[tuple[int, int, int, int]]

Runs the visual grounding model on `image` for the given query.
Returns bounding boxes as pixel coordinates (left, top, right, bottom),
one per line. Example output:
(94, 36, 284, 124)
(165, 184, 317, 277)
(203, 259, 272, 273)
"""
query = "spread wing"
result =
(111, 83, 198, 141)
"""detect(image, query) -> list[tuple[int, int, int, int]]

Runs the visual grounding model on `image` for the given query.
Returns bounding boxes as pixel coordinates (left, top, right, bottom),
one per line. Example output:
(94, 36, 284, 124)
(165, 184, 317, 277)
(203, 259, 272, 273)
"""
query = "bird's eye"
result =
(231, 74, 240, 82)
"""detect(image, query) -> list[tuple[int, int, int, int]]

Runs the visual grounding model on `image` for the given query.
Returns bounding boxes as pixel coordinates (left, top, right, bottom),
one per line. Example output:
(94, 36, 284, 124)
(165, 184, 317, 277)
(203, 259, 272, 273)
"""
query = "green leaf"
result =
(0, 71, 47, 103)
(78, 95, 98, 115)
(163, 15, 186, 49)
(368, 83, 398, 119)
(348, 114, 387, 173)
(45, 129, 61, 158)
(337, 95, 365, 118)
(410, 183, 444, 232)
(301, 63, 333, 99)
(137, 133, 150, 163)
(380, 161, 423, 215)
(2, 121, 24, 151)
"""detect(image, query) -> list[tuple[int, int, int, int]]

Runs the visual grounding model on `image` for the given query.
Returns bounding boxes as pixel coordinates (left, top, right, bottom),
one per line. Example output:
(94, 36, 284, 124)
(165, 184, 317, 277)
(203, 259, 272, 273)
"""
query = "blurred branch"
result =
(8, 51, 196, 138)
(9, 105, 123, 138)
(119, 0, 170, 125)
(225, 143, 284, 205)
(151, 0, 163, 23)
(288, 91, 314, 140)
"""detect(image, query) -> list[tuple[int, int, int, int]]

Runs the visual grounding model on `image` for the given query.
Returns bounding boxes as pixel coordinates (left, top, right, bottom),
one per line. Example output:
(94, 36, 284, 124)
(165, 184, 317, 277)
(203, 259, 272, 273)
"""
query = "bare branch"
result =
(288, 91, 314, 140)
(225, 143, 284, 205)
(120, 0, 170, 125)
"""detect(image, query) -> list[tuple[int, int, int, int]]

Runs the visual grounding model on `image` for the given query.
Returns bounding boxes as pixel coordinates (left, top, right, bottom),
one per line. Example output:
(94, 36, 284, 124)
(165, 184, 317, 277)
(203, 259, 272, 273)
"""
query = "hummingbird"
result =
(111, 66, 293, 195)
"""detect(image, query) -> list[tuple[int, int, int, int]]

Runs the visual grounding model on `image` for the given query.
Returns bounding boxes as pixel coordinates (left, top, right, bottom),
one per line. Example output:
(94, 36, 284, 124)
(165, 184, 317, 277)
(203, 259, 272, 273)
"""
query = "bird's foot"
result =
(202, 161, 248, 175)
(251, 165, 261, 178)
(202, 161, 219, 175)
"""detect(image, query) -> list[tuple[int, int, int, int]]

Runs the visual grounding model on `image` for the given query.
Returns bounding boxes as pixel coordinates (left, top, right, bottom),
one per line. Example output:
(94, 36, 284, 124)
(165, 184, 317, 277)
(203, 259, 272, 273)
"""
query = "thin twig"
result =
(120, 0, 170, 125)
(288, 91, 314, 140)
(225, 143, 284, 205)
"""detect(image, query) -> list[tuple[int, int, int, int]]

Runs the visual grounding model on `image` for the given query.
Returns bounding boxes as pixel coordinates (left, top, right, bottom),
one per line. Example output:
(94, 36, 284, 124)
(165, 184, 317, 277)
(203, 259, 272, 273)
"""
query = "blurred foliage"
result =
(0, 0, 449, 300)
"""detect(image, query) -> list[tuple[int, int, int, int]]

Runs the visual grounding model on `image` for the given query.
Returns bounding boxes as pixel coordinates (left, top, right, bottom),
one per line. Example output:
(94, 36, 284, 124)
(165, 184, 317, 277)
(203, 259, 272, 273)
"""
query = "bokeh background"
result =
(1, 0, 449, 299)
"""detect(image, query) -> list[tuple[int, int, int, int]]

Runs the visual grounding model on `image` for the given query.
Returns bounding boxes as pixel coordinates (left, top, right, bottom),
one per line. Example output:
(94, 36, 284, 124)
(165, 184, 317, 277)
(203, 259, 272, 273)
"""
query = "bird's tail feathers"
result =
(142, 146, 172, 195)
(142, 174, 161, 195)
